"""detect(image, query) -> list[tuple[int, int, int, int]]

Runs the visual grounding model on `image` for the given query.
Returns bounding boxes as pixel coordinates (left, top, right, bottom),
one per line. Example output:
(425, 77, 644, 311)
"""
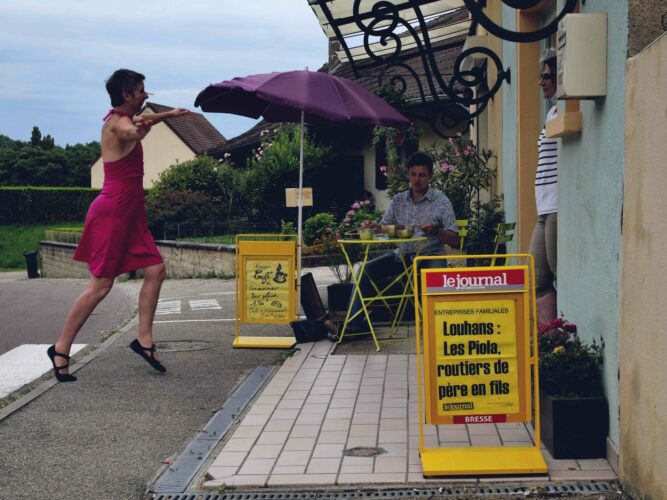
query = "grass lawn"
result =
(0, 222, 83, 270)
(181, 235, 236, 244)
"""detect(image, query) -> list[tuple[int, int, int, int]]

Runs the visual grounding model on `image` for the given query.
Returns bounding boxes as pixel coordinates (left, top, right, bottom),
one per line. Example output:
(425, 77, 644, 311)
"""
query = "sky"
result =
(0, 1, 327, 146)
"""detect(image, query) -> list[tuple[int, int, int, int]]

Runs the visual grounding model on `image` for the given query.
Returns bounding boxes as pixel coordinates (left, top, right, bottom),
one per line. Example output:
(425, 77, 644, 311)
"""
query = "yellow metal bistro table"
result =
(338, 236, 426, 351)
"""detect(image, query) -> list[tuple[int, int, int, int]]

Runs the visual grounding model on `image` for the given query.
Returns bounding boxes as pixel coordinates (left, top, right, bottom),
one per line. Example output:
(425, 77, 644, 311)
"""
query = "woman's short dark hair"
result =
(539, 48, 557, 76)
(406, 151, 434, 174)
(105, 69, 145, 107)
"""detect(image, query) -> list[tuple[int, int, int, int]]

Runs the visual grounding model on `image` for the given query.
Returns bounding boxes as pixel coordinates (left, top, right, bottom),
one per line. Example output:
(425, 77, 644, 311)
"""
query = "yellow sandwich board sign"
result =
(234, 235, 297, 349)
(423, 267, 531, 424)
(414, 255, 547, 476)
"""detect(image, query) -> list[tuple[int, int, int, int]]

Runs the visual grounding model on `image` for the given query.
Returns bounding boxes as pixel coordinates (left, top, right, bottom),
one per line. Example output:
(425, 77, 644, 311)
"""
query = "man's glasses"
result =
(540, 72, 555, 82)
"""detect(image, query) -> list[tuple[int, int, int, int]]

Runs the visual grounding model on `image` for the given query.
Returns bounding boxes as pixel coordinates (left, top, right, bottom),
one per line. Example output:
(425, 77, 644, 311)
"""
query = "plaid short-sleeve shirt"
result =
(381, 187, 458, 255)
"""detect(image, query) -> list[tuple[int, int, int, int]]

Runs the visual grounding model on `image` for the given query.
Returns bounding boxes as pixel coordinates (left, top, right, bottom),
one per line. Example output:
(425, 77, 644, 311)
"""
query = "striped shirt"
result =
(535, 105, 559, 215)
(381, 187, 458, 256)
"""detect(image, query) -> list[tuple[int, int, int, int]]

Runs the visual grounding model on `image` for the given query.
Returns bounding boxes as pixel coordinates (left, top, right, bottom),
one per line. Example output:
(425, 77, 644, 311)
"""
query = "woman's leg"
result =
(136, 263, 166, 352)
(544, 212, 558, 289)
(54, 275, 115, 372)
(529, 215, 554, 296)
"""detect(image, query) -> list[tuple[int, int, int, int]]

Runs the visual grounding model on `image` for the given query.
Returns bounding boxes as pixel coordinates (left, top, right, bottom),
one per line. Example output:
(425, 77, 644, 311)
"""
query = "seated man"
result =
(345, 151, 460, 333)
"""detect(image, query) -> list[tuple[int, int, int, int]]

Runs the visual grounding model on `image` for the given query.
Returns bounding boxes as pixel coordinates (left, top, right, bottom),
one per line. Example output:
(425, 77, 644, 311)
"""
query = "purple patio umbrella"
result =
(194, 70, 410, 128)
(194, 70, 410, 299)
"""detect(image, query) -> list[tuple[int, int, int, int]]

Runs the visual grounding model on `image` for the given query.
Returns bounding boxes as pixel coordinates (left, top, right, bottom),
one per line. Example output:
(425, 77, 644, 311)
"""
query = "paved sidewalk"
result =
(201, 340, 618, 489)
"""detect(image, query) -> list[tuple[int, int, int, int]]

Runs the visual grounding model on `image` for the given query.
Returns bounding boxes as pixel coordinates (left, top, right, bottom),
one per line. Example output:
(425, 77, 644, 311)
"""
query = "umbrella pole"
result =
(297, 110, 304, 317)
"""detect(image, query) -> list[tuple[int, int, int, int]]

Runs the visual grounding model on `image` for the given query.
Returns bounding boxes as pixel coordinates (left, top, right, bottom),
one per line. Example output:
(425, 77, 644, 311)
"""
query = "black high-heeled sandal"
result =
(46, 345, 77, 382)
(129, 339, 166, 373)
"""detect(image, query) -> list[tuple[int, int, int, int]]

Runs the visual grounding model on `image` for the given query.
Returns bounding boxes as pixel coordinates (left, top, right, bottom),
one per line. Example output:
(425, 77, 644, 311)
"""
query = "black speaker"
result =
(290, 320, 328, 343)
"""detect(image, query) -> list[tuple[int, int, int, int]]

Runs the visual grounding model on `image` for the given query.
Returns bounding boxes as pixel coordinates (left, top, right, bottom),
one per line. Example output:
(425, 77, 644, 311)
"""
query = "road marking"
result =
(156, 300, 181, 315)
(189, 299, 222, 311)
(0, 344, 86, 398)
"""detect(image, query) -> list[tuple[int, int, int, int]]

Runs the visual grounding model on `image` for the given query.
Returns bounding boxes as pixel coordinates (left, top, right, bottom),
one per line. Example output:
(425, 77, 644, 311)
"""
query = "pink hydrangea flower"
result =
(344, 217, 352, 223)
(352, 202, 361, 209)
(438, 163, 453, 172)
(347, 210, 355, 216)
(364, 200, 371, 205)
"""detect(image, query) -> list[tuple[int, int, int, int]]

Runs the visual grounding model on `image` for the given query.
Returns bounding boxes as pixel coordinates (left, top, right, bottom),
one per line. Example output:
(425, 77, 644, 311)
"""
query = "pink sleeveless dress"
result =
(73, 111, 163, 277)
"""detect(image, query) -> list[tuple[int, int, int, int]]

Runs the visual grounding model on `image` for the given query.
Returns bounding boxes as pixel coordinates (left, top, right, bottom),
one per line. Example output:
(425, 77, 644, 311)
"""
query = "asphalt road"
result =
(0, 276, 293, 499)
(0, 272, 136, 354)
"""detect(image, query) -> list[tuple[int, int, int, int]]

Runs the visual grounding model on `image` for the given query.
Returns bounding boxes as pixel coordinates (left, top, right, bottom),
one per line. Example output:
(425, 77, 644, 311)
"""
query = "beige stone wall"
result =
(39, 241, 236, 279)
(628, 0, 666, 57)
(39, 242, 91, 278)
(619, 32, 667, 500)
(91, 110, 196, 189)
(156, 241, 235, 279)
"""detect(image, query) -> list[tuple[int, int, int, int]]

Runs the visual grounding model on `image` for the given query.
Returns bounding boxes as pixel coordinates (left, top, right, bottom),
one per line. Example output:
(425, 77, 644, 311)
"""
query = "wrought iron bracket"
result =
(311, 0, 576, 137)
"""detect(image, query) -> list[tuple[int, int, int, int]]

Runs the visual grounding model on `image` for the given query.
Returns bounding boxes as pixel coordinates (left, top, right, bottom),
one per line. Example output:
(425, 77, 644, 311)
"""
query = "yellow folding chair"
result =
(455, 219, 469, 252)
(490, 222, 516, 266)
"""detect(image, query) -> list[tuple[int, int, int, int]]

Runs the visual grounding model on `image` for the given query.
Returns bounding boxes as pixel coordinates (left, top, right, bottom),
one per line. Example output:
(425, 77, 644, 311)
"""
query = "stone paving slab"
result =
(201, 339, 617, 489)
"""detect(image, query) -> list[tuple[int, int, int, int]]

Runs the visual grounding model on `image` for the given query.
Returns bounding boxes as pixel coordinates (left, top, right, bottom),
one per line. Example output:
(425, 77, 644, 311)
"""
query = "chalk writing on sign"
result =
(245, 259, 291, 321)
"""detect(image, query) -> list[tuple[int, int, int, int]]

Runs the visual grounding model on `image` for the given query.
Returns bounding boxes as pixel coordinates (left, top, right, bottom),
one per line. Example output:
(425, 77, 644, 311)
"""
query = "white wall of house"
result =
(90, 111, 196, 189)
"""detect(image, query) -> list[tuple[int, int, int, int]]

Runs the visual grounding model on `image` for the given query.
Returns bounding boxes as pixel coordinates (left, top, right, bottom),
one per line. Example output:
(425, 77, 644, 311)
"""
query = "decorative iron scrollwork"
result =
(311, 0, 575, 137)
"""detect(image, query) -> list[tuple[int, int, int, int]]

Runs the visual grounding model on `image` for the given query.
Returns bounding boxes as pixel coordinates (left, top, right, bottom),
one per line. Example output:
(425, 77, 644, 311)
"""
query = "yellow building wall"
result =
(90, 110, 196, 189)
(619, 33, 667, 500)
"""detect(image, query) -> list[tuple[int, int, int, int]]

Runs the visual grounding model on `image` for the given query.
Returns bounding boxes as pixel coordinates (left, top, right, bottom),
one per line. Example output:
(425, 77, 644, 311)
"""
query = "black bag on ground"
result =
(300, 272, 327, 320)
(290, 320, 328, 343)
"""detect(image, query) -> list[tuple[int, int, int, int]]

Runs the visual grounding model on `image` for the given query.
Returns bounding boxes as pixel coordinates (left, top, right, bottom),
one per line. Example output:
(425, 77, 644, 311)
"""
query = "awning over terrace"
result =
(309, 0, 579, 138)
(309, 0, 469, 64)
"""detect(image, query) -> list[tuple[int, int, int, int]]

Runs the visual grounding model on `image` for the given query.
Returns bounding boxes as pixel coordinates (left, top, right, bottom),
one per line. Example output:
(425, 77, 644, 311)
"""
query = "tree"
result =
(30, 126, 42, 147)
(0, 131, 99, 187)
(41, 134, 55, 150)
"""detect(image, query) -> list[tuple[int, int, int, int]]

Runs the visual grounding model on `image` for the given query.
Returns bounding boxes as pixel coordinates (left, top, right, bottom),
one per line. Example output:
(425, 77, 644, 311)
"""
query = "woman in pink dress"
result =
(48, 69, 188, 381)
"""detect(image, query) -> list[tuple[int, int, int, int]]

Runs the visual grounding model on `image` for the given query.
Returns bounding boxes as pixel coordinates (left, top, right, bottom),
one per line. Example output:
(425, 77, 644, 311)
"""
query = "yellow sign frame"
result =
(413, 254, 547, 476)
(234, 234, 297, 349)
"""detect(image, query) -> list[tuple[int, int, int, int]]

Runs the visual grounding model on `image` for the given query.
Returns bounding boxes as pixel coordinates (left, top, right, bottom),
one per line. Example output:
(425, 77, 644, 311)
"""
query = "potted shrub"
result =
(301, 212, 352, 312)
(538, 318, 608, 459)
(303, 201, 383, 313)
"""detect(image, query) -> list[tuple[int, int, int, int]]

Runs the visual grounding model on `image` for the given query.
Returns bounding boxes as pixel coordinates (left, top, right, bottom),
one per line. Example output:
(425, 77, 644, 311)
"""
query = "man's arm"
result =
(112, 116, 151, 142)
(438, 229, 460, 248)
(135, 108, 189, 127)
(419, 194, 460, 248)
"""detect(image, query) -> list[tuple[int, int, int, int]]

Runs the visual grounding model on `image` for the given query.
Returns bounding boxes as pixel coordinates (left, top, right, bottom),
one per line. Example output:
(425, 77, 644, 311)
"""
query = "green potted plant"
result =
(302, 201, 383, 313)
(301, 212, 352, 312)
(538, 318, 608, 459)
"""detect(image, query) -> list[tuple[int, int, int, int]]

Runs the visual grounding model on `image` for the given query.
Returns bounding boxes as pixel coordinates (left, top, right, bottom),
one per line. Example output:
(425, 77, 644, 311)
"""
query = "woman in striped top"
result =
(530, 48, 559, 304)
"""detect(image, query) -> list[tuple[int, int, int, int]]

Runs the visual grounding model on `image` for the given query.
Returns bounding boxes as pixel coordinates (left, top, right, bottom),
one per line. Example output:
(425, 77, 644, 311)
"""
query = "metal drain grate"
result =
(150, 481, 618, 500)
(151, 366, 275, 493)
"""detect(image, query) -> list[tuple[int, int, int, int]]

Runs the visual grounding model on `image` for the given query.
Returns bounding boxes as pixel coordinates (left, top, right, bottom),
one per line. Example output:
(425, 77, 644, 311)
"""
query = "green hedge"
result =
(0, 187, 101, 223)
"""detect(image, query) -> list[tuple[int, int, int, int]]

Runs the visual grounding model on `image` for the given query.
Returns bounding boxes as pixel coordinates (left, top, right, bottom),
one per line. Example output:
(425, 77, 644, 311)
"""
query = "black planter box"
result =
(540, 393, 609, 459)
(327, 283, 353, 313)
